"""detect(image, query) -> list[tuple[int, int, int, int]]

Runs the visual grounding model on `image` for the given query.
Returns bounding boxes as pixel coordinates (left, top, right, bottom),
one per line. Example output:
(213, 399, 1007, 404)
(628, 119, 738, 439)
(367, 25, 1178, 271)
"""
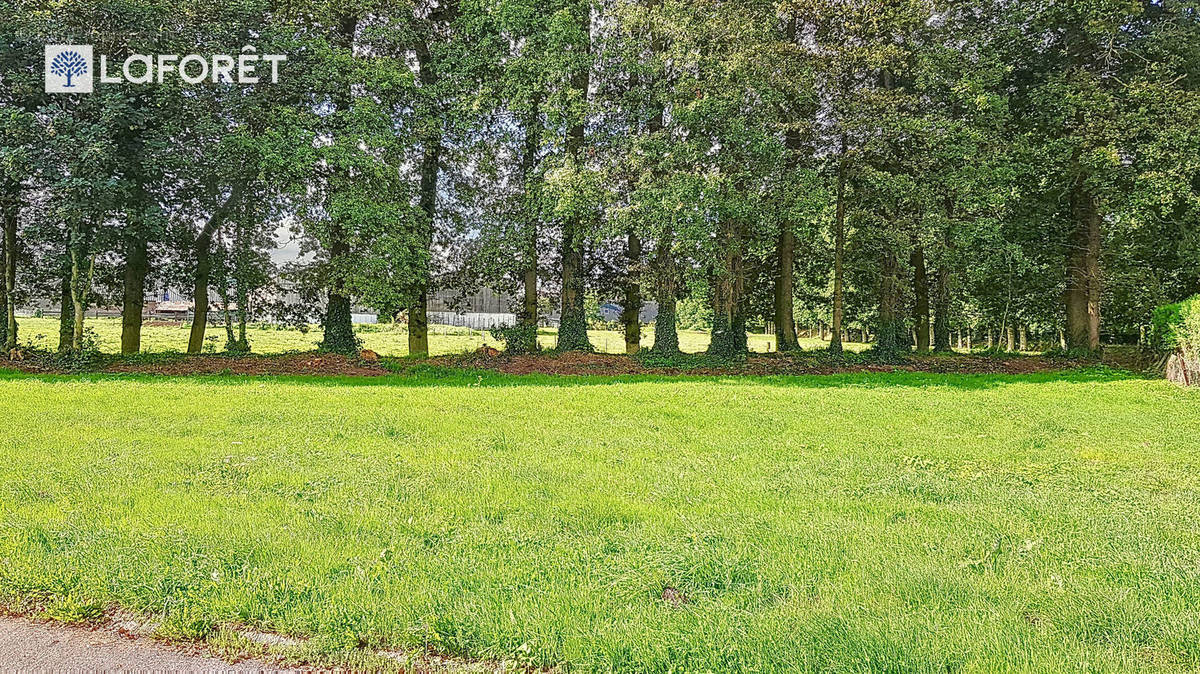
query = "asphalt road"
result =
(0, 615, 281, 672)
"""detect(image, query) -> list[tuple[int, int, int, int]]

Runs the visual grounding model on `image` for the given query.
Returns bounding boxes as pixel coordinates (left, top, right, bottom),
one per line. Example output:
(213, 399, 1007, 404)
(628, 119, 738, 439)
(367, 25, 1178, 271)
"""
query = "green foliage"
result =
(34, 327, 103, 372)
(489, 323, 539, 355)
(1151, 296, 1200, 355)
(675, 296, 711, 332)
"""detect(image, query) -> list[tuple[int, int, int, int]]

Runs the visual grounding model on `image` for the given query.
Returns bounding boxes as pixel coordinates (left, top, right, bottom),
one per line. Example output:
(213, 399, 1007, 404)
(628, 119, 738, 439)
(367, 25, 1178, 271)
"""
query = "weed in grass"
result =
(43, 595, 104, 625)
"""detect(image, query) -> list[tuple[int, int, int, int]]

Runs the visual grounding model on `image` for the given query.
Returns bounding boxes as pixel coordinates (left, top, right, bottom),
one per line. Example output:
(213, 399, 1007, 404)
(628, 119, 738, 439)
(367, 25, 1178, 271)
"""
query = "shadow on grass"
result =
(0, 362, 1150, 392)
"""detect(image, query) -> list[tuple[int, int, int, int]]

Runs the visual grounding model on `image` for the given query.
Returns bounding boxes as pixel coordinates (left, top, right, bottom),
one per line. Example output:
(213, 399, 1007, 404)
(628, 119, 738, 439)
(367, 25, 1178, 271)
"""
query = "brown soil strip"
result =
(3, 349, 1106, 379)
(430, 350, 1081, 378)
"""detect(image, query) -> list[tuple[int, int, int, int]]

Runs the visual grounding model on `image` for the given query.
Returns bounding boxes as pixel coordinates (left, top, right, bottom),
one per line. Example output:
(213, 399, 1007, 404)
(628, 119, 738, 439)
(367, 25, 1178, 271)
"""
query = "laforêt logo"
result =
(46, 45, 93, 93)
(45, 45, 285, 94)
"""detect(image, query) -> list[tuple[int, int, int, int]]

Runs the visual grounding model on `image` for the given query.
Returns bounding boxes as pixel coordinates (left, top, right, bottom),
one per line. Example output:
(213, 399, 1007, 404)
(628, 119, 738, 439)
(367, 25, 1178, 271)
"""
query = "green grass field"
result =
(13, 316, 866, 356)
(1, 367, 1197, 671)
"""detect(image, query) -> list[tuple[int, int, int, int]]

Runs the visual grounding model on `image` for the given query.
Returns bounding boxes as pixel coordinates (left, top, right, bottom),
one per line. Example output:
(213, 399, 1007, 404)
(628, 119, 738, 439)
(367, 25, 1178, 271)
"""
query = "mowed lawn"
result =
(1, 369, 1198, 671)
(14, 316, 867, 356)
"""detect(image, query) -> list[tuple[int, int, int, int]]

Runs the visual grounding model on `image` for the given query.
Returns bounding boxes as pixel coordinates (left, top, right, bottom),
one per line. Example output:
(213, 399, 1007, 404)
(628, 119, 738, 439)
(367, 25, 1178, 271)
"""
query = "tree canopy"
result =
(2, 0, 1197, 357)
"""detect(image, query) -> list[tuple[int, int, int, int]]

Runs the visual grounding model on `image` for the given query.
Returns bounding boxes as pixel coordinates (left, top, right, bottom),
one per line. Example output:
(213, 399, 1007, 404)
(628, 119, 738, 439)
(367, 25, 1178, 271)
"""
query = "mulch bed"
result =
(102, 353, 388, 377)
(3, 348, 1099, 378)
(430, 350, 1080, 377)
(6, 352, 387, 377)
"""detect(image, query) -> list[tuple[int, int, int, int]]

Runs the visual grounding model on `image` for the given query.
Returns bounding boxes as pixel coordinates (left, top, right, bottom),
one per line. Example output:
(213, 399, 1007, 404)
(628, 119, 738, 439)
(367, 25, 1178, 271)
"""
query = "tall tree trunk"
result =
(829, 136, 847, 355)
(557, 3, 592, 352)
(933, 262, 952, 352)
(234, 232, 250, 353)
(68, 231, 92, 353)
(1019, 324, 1028, 352)
(709, 218, 747, 357)
(2, 186, 17, 352)
(409, 136, 440, 357)
(0, 225, 7, 352)
(221, 289, 236, 348)
(410, 35, 448, 358)
(1066, 181, 1101, 351)
(517, 101, 542, 354)
(322, 234, 357, 353)
(646, 0, 677, 357)
(237, 300, 248, 349)
(775, 131, 803, 352)
(58, 267, 73, 353)
(121, 235, 148, 355)
(774, 226, 799, 352)
(1006, 323, 1016, 352)
(188, 188, 240, 354)
(522, 256, 539, 349)
(934, 200, 955, 353)
(911, 241, 930, 352)
(622, 231, 642, 354)
(189, 233, 214, 354)
(875, 247, 903, 358)
(321, 12, 360, 355)
(650, 229, 679, 355)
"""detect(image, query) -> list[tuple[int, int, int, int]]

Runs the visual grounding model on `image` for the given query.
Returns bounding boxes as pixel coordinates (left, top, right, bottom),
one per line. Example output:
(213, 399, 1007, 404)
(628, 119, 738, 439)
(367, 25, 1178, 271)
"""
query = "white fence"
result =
(428, 311, 516, 330)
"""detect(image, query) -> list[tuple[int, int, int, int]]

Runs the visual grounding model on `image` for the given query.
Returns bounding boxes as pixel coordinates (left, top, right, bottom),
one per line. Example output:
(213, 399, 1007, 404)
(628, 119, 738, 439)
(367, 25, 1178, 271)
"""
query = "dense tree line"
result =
(2, 0, 1198, 359)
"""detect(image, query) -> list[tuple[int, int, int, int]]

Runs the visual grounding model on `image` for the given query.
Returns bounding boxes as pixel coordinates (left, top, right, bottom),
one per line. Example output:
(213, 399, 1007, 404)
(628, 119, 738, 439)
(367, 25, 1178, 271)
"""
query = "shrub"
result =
(1150, 296, 1199, 354)
(1152, 296, 1200, 385)
(489, 323, 538, 354)
(52, 328, 105, 371)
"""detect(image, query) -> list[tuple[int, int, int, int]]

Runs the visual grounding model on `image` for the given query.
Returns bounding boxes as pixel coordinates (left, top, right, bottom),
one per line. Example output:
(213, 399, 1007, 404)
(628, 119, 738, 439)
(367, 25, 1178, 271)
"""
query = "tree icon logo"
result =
(51, 50, 87, 87)
(45, 45, 94, 93)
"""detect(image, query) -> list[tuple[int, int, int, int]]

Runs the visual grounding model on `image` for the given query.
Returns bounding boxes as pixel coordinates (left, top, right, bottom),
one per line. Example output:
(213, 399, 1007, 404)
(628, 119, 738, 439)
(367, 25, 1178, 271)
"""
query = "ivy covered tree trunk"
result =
(650, 230, 679, 355)
(774, 226, 799, 352)
(933, 262, 952, 352)
(622, 231, 642, 354)
(911, 242, 930, 352)
(875, 247, 904, 359)
(320, 12, 360, 356)
(2, 186, 17, 352)
(58, 268, 73, 353)
(1066, 182, 1101, 352)
(0, 228, 7, 352)
(120, 235, 148, 355)
(559, 227, 589, 351)
(516, 104, 542, 354)
(322, 235, 358, 354)
(709, 218, 748, 358)
(829, 139, 847, 355)
(556, 2, 592, 353)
